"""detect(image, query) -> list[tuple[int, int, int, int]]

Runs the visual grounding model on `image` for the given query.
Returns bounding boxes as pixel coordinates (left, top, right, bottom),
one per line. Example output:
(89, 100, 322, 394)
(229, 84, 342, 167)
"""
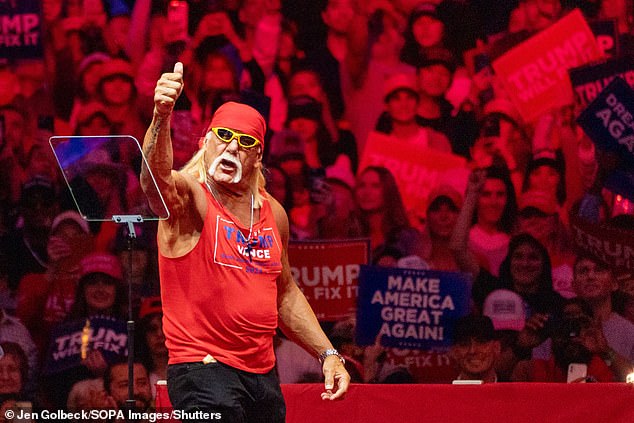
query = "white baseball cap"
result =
(483, 289, 526, 331)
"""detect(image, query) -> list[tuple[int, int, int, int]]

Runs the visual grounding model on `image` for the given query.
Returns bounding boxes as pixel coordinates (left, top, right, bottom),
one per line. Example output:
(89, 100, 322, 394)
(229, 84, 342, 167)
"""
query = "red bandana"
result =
(208, 102, 266, 148)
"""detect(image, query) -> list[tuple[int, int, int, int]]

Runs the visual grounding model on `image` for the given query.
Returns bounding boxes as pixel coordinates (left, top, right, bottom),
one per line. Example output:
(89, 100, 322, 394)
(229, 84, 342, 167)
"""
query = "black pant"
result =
(167, 361, 286, 423)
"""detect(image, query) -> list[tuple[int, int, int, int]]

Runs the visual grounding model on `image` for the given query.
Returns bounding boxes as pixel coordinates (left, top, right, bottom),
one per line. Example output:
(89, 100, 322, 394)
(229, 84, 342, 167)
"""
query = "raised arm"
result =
(140, 62, 189, 217)
(126, 0, 152, 70)
(271, 198, 350, 400)
(449, 169, 485, 277)
(345, 11, 370, 89)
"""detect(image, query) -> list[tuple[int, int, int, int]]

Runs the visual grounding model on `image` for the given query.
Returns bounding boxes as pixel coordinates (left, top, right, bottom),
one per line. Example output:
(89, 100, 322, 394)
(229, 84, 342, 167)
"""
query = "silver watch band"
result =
(318, 348, 345, 364)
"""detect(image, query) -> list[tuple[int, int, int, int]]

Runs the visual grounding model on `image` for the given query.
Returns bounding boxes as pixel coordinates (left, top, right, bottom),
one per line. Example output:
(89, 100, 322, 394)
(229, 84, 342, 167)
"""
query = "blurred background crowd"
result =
(1, 0, 634, 417)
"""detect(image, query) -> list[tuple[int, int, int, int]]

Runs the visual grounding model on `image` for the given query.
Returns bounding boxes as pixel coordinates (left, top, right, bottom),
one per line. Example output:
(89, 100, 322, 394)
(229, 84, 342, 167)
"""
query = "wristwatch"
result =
(318, 349, 345, 365)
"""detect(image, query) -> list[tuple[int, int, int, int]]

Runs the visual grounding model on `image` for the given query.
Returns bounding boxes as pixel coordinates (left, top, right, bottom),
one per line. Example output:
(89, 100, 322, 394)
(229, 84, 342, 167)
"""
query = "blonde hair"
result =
(180, 138, 266, 208)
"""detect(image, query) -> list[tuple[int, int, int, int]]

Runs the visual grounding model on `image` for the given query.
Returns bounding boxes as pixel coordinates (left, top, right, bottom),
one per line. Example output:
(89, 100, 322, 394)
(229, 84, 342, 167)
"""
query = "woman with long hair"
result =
(477, 233, 563, 313)
(451, 166, 517, 277)
(355, 166, 421, 263)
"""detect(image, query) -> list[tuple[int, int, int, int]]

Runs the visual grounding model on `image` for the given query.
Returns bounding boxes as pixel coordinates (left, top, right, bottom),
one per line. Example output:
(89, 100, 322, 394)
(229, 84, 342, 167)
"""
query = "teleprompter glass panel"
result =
(49, 135, 169, 221)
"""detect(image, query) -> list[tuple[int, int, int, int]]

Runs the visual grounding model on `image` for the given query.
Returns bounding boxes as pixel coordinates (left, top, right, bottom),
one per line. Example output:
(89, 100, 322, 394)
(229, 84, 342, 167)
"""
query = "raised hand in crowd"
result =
(465, 168, 487, 200)
(82, 350, 109, 377)
(192, 11, 244, 53)
(516, 312, 550, 349)
(449, 168, 486, 277)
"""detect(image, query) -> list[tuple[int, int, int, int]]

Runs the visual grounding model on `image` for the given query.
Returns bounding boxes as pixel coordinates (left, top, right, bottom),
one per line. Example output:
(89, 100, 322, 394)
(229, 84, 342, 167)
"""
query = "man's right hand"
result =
(154, 62, 184, 116)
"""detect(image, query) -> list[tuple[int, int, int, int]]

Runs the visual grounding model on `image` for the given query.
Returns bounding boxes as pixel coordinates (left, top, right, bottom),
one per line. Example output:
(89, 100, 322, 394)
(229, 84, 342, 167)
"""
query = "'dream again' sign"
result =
(576, 77, 634, 165)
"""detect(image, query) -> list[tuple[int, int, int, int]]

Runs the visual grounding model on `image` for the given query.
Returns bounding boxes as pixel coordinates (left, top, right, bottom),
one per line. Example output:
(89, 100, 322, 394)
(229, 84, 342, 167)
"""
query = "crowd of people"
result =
(1, 0, 634, 417)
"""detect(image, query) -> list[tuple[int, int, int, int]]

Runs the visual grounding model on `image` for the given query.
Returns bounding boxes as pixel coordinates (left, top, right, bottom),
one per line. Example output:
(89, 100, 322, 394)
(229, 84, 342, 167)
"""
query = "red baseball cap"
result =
(79, 253, 123, 281)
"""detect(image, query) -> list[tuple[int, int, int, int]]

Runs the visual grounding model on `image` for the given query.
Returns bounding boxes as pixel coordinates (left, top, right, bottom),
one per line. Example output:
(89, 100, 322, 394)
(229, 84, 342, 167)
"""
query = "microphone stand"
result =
(113, 214, 143, 422)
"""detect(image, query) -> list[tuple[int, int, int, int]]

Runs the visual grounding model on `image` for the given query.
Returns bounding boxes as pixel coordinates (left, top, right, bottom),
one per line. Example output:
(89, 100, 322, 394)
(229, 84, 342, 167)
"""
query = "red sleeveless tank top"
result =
(158, 186, 283, 373)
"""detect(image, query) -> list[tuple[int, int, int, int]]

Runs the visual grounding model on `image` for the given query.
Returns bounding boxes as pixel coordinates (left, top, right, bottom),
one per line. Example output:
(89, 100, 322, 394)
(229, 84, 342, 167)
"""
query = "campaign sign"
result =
(590, 19, 619, 57)
(576, 77, 634, 165)
(289, 239, 370, 321)
(356, 266, 471, 350)
(570, 57, 634, 109)
(359, 132, 468, 218)
(570, 215, 634, 295)
(571, 215, 634, 274)
(0, 0, 43, 58)
(44, 316, 128, 375)
(385, 349, 456, 383)
(493, 9, 603, 122)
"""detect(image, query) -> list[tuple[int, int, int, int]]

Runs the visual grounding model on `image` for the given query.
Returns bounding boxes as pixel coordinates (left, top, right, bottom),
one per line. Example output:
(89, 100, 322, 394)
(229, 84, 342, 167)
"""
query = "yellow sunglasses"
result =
(210, 127, 261, 149)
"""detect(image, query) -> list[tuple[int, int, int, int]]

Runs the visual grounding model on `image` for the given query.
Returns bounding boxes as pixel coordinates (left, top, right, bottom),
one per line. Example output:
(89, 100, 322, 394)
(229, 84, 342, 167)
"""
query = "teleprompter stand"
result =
(50, 135, 169, 421)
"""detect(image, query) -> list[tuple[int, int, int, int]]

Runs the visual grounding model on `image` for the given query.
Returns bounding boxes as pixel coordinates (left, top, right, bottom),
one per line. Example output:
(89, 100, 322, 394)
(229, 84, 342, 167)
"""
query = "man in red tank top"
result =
(140, 62, 349, 422)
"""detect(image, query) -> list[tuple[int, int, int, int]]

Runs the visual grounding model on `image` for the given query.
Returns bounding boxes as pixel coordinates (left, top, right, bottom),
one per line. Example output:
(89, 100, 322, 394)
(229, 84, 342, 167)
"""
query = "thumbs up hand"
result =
(154, 62, 184, 117)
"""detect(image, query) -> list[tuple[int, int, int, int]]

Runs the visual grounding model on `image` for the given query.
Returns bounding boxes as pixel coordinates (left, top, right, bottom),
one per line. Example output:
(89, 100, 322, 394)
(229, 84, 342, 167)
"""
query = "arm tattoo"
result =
(146, 116, 164, 153)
